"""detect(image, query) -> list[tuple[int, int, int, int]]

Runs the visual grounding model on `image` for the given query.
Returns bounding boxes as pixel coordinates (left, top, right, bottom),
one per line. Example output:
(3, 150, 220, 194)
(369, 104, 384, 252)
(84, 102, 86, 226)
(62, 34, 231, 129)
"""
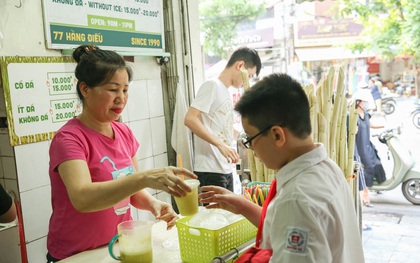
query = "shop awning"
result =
(295, 47, 374, 62)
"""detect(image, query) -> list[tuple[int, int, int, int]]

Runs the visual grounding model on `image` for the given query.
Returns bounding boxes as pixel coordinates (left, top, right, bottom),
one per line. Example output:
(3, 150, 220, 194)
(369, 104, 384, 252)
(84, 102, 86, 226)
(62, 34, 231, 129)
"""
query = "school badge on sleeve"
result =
(285, 227, 309, 254)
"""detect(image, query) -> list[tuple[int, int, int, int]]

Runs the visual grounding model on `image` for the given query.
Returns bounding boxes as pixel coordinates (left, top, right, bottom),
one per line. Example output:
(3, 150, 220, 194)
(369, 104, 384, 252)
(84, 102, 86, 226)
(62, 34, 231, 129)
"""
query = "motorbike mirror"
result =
(378, 135, 387, 144)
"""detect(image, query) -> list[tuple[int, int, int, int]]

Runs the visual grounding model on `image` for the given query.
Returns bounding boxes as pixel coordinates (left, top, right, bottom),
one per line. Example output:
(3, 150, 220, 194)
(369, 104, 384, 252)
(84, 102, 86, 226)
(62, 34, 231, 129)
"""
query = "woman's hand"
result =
(142, 167, 197, 197)
(150, 200, 178, 230)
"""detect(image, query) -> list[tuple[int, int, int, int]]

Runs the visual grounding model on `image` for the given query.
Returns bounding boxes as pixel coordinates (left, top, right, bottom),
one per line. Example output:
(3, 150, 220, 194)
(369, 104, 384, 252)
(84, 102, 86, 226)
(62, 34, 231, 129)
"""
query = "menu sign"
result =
(0, 56, 80, 146)
(42, 0, 164, 52)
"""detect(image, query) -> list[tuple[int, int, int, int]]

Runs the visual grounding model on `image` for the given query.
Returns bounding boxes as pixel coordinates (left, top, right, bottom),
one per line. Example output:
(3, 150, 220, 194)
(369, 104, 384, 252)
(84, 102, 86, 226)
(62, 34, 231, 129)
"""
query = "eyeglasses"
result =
(241, 125, 282, 149)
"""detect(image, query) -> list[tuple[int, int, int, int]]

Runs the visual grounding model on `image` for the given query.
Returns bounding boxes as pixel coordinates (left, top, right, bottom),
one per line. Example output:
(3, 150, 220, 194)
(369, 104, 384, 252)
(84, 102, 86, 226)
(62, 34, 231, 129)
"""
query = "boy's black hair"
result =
(235, 73, 311, 138)
(226, 47, 262, 76)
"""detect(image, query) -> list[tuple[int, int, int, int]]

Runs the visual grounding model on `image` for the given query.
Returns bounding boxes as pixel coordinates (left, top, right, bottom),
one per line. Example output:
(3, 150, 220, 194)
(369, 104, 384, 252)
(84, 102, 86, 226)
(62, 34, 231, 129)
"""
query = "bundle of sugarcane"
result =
(247, 155, 276, 183)
(305, 67, 360, 217)
(305, 66, 358, 181)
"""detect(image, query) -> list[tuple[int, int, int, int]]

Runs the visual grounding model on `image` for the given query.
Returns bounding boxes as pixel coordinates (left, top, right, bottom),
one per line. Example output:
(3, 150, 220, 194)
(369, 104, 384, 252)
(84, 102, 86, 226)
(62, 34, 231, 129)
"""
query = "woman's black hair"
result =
(72, 45, 133, 101)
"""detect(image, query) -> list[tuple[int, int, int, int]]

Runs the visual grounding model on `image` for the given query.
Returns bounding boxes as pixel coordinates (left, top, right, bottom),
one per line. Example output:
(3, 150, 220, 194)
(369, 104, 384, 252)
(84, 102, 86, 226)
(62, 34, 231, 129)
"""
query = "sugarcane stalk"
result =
(328, 67, 344, 161)
(307, 88, 317, 141)
(255, 157, 265, 182)
(338, 96, 348, 171)
(317, 112, 328, 147)
(247, 149, 257, 182)
(320, 71, 333, 156)
(346, 101, 358, 179)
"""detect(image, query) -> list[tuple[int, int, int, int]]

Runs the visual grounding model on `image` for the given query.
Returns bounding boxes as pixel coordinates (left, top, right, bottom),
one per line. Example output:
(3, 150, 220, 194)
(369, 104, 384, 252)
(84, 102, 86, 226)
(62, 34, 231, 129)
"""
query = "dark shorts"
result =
(171, 171, 233, 211)
(194, 171, 233, 192)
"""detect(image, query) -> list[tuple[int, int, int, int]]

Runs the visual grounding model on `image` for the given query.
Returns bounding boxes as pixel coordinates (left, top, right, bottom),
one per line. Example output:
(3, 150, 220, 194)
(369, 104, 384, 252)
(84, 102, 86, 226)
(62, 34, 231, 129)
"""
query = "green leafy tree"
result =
(339, 0, 420, 97)
(199, 0, 266, 59)
(339, 0, 420, 61)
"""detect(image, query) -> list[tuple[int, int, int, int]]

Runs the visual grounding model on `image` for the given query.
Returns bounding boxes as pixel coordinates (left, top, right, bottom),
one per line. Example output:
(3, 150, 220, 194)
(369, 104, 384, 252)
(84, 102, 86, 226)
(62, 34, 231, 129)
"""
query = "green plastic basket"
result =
(176, 216, 257, 263)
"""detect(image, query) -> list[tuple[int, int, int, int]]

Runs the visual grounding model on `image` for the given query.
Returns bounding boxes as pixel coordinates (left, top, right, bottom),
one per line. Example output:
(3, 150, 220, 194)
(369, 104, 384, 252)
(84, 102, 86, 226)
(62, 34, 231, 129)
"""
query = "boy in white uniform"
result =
(199, 73, 365, 263)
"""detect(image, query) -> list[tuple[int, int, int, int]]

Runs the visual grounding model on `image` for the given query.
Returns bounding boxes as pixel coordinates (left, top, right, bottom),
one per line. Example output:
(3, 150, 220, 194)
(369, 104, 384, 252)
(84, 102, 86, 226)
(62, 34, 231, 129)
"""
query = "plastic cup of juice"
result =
(174, 179, 200, 216)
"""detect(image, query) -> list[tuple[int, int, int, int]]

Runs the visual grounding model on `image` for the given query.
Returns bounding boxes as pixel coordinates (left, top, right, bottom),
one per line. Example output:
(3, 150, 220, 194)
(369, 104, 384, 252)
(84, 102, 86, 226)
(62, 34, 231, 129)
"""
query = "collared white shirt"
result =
(261, 143, 365, 263)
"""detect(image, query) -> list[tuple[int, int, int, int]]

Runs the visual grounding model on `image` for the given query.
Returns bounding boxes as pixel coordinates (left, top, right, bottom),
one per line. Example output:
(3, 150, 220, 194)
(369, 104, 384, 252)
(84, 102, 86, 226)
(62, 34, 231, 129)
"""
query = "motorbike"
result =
(381, 97, 396, 115)
(394, 80, 414, 96)
(411, 103, 420, 129)
(368, 127, 420, 205)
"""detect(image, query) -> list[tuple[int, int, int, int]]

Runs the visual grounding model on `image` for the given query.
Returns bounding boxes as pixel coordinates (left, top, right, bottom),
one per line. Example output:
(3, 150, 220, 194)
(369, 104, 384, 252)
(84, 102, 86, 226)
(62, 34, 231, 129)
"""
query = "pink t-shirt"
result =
(47, 118, 139, 259)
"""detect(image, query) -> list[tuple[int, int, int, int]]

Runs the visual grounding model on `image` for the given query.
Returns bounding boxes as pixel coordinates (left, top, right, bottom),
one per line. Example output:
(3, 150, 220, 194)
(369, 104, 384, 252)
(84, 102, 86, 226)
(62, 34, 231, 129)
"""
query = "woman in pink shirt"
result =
(46, 45, 196, 262)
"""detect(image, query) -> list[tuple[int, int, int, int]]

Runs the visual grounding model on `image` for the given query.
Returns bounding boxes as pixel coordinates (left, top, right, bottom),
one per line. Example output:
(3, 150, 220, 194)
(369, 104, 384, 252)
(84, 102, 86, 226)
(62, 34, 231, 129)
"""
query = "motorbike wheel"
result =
(402, 179, 420, 205)
(382, 102, 395, 115)
(412, 111, 420, 129)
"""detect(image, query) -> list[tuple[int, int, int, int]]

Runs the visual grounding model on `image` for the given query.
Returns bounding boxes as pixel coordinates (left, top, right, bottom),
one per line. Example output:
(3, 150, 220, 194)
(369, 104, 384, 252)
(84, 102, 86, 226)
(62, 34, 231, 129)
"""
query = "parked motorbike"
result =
(411, 103, 420, 129)
(394, 80, 414, 96)
(381, 97, 396, 115)
(369, 127, 420, 205)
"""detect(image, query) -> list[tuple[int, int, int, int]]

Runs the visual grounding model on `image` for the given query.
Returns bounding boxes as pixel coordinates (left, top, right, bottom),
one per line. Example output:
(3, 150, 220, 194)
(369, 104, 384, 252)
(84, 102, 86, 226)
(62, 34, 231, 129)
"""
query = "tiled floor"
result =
(362, 220, 420, 263)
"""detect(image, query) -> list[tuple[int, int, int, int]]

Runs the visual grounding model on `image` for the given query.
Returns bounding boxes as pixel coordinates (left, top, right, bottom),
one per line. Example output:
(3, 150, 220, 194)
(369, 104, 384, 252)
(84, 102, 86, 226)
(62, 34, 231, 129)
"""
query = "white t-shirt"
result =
(262, 144, 365, 263)
(229, 86, 244, 135)
(191, 78, 233, 174)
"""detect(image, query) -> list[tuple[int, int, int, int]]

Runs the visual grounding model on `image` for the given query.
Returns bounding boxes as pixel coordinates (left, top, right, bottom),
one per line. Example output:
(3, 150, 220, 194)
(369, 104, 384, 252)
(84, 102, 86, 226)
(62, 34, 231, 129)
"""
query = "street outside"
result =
(361, 95, 420, 263)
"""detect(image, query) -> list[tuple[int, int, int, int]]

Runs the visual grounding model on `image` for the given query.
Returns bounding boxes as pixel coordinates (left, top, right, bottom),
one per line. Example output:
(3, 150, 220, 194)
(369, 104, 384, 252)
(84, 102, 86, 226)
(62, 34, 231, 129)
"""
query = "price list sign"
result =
(0, 56, 81, 146)
(42, 0, 164, 52)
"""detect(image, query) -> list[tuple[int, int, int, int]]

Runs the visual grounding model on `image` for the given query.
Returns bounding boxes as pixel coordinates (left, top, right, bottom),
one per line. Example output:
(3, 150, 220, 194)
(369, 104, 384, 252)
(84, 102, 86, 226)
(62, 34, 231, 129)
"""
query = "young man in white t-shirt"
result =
(185, 47, 261, 191)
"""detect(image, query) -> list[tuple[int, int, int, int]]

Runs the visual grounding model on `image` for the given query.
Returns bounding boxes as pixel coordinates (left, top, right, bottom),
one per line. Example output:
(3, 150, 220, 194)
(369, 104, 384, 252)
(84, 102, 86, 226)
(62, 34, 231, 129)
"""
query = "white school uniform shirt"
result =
(191, 78, 233, 174)
(261, 143, 365, 263)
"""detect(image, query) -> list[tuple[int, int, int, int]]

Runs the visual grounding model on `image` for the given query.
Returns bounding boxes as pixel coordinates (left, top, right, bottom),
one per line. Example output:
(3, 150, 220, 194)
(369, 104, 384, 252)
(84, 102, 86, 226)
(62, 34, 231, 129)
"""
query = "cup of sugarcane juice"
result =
(174, 179, 200, 216)
(108, 220, 154, 263)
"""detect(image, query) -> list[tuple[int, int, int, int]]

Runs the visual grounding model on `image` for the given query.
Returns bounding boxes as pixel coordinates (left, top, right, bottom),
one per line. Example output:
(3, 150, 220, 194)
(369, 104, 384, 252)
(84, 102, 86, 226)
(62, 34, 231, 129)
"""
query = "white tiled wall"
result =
(151, 116, 168, 155)
(147, 79, 164, 118)
(0, 58, 172, 262)
(131, 119, 153, 159)
(126, 80, 150, 121)
(2, 156, 17, 180)
(8, 140, 53, 262)
(154, 153, 169, 168)
(0, 130, 14, 156)
(3, 178, 19, 197)
(0, 226, 21, 263)
(14, 141, 50, 192)
(0, 128, 21, 263)
(0, 86, 7, 117)
(138, 156, 155, 170)
(20, 185, 52, 242)
(26, 237, 49, 263)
